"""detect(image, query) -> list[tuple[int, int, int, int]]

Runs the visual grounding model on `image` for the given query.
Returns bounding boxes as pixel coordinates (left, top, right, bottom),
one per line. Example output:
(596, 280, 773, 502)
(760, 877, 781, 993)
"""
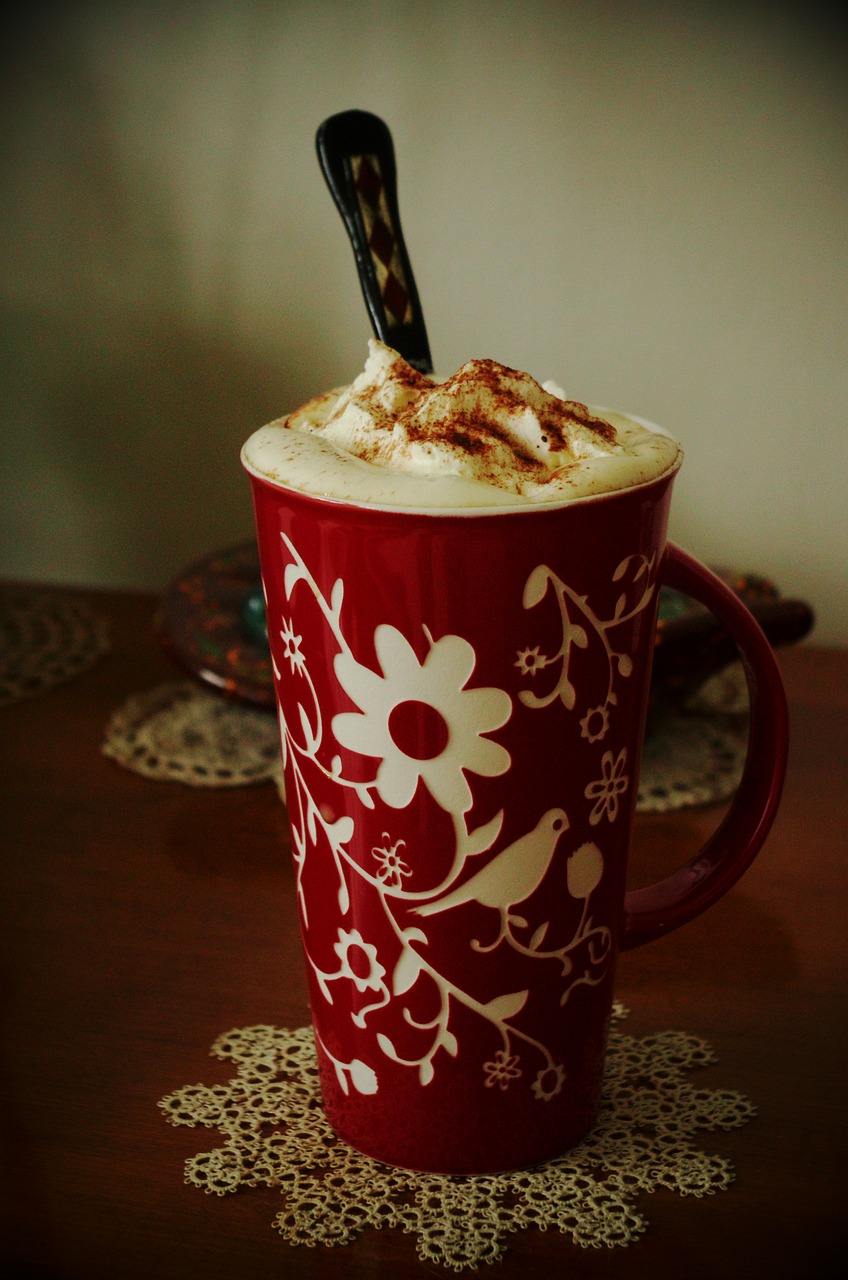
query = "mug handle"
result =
(621, 542, 790, 950)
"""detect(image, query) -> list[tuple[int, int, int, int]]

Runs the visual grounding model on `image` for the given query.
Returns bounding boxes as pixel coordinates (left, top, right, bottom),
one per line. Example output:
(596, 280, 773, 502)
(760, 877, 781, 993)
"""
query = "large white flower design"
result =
(332, 625, 512, 814)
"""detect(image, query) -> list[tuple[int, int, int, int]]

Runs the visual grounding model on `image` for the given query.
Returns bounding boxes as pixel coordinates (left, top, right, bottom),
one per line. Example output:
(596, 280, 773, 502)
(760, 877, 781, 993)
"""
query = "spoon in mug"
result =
(316, 109, 433, 375)
(239, 112, 432, 649)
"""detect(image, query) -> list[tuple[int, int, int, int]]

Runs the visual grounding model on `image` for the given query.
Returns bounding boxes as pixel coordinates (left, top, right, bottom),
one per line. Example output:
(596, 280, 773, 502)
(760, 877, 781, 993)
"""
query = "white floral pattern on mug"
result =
(371, 834, 412, 888)
(585, 749, 629, 825)
(271, 530, 630, 1103)
(531, 1062, 566, 1102)
(332, 625, 511, 813)
(483, 1048, 522, 1091)
(579, 702, 611, 744)
(334, 928, 387, 994)
(280, 617, 306, 674)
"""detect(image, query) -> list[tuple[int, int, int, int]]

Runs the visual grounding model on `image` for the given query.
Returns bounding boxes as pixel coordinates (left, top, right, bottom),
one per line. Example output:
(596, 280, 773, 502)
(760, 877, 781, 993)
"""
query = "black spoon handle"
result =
(316, 110, 433, 375)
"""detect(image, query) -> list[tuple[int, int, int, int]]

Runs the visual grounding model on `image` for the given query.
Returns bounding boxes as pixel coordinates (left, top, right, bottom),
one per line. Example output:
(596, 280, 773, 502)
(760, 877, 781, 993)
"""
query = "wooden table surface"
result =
(1, 585, 845, 1279)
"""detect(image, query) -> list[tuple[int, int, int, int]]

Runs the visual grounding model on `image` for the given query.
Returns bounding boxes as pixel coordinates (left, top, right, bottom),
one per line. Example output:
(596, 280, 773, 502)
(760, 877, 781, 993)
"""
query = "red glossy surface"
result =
(246, 471, 787, 1173)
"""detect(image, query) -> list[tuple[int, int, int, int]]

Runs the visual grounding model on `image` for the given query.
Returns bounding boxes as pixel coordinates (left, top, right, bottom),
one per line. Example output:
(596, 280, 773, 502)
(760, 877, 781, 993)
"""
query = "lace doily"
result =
(637, 664, 748, 813)
(0, 587, 111, 706)
(637, 712, 746, 812)
(159, 1006, 754, 1271)
(101, 680, 281, 786)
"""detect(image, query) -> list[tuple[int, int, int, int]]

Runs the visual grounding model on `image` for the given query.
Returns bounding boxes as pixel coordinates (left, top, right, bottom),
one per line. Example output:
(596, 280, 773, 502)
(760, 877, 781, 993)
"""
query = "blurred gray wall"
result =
(2, 0, 846, 642)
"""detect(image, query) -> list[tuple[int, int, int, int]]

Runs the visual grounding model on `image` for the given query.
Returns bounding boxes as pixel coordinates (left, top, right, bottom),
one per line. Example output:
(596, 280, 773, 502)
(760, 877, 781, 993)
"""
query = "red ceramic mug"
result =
(244, 447, 788, 1174)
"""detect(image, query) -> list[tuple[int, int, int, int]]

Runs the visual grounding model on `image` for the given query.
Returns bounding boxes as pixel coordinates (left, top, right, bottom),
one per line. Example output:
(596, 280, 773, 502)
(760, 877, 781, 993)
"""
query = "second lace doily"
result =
(101, 680, 281, 787)
(159, 1006, 755, 1271)
(0, 587, 111, 706)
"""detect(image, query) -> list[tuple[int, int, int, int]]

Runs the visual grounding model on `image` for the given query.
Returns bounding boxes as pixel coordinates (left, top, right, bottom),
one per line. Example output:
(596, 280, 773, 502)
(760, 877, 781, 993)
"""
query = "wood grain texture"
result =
(1, 588, 844, 1278)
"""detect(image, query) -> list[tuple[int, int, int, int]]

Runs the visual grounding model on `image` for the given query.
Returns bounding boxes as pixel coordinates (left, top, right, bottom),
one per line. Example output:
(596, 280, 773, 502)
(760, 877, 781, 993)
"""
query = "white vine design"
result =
(271, 532, 627, 1102)
(516, 553, 656, 738)
(515, 552, 658, 849)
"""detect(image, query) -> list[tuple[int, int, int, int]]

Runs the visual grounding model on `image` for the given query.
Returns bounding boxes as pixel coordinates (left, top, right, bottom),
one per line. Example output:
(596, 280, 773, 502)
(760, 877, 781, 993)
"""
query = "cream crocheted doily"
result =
(0, 587, 110, 706)
(159, 1005, 754, 1271)
(101, 680, 282, 787)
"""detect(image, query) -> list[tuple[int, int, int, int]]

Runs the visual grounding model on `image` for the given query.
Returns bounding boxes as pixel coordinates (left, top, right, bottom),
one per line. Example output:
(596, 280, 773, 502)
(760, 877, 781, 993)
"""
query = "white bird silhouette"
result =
(413, 808, 569, 948)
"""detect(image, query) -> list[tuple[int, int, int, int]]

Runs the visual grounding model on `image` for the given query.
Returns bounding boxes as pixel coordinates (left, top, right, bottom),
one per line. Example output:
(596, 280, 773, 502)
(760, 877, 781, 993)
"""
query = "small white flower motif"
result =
(585, 748, 629, 825)
(371, 834, 412, 888)
(280, 618, 305, 674)
(579, 703, 610, 745)
(332, 625, 512, 814)
(483, 1048, 522, 1092)
(532, 1062, 566, 1102)
(333, 928, 386, 993)
(515, 646, 545, 677)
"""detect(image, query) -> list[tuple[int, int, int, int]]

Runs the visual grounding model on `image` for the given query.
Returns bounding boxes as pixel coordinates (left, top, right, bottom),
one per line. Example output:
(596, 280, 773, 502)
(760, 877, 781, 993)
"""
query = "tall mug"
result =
(243, 442, 788, 1174)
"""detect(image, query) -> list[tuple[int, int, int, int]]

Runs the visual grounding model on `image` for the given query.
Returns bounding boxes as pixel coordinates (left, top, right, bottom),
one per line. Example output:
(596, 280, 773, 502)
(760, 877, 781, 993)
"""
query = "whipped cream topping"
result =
(242, 341, 681, 509)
